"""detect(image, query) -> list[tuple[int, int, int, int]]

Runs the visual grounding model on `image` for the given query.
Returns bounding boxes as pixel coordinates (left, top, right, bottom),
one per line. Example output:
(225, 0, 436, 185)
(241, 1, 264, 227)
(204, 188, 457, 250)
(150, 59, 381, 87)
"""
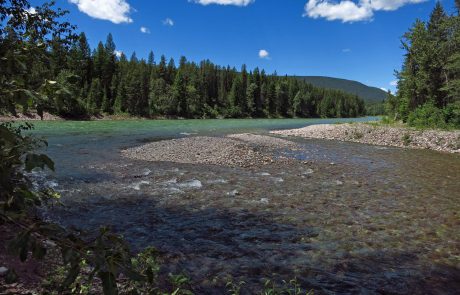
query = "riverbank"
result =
(0, 112, 148, 122)
(122, 134, 297, 168)
(6, 125, 460, 293)
(271, 123, 460, 153)
(0, 112, 62, 121)
(92, 132, 460, 293)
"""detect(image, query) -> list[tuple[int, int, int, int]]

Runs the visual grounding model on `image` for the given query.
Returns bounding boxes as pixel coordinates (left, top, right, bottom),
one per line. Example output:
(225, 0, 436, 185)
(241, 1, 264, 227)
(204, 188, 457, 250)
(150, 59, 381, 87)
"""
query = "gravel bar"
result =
(271, 123, 460, 153)
(121, 135, 297, 167)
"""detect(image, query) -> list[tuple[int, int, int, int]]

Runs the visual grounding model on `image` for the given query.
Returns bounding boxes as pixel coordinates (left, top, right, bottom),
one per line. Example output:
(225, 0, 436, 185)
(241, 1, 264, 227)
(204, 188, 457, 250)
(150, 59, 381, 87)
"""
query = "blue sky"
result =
(32, 0, 457, 92)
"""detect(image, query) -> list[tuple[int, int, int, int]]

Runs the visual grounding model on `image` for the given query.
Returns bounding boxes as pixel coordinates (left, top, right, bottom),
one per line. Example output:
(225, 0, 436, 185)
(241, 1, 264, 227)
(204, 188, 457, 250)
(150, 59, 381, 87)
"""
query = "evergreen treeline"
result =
(1, 30, 365, 119)
(387, 1, 460, 128)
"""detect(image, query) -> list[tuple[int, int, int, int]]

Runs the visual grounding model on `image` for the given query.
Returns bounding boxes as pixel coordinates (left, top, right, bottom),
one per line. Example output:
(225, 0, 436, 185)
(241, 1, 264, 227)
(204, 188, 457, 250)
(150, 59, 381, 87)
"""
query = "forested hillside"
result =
(387, 2, 460, 128)
(296, 76, 388, 102)
(1, 28, 365, 119)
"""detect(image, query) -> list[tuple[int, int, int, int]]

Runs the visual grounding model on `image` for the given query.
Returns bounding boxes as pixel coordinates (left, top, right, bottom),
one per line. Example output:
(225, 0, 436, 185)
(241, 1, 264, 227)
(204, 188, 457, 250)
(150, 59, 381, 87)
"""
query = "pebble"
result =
(122, 136, 275, 168)
(142, 168, 152, 176)
(260, 198, 269, 204)
(0, 266, 8, 277)
(271, 123, 460, 154)
(303, 168, 314, 175)
(227, 190, 240, 197)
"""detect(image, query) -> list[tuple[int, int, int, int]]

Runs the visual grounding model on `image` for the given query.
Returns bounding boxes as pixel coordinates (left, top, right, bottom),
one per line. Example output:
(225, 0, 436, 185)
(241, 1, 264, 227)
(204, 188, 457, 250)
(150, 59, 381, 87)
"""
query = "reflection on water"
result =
(30, 118, 460, 294)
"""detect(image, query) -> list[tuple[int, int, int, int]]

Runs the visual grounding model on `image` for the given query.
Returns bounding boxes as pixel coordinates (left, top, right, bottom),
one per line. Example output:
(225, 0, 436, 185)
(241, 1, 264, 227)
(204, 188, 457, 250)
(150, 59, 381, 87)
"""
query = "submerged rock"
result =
(0, 267, 8, 277)
(177, 179, 203, 189)
(131, 180, 150, 191)
(259, 198, 269, 204)
(227, 189, 240, 197)
(303, 168, 314, 175)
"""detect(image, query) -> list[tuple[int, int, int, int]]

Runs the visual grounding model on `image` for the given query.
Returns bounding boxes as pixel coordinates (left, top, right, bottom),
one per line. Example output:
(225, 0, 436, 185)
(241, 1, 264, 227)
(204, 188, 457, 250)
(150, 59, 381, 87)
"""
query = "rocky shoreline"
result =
(0, 112, 61, 122)
(271, 123, 460, 154)
(122, 134, 297, 168)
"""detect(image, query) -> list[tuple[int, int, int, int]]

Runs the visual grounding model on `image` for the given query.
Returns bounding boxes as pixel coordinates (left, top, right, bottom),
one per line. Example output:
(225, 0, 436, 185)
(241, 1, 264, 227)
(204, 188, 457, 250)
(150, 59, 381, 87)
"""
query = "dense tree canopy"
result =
(388, 2, 460, 128)
(1, 5, 365, 119)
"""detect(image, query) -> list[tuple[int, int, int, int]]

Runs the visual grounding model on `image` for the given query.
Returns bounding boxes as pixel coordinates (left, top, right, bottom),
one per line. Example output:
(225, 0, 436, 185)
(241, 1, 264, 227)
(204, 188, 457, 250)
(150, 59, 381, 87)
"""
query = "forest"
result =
(386, 1, 460, 128)
(1, 19, 366, 119)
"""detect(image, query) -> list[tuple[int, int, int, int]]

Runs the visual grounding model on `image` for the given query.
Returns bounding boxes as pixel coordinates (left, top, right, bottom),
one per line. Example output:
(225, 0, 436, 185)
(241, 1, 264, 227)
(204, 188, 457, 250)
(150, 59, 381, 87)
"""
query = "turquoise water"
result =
(28, 116, 460, 294)
(30, 117, 379, 137)
(29, 117, 378, 178)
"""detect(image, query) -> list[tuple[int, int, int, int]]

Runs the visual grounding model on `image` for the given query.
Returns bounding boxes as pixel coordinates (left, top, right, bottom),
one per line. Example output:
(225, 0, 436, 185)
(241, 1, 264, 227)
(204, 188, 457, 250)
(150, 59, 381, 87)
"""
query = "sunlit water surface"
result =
(27, 117, 460, 294)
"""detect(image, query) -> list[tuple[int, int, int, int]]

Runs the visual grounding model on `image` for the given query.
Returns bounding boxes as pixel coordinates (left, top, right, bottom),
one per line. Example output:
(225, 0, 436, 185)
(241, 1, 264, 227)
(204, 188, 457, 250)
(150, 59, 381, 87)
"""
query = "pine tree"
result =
(1, 19, 369, 120)
(158, 55, 167, 81)
(266, 82, 277, 117)
(148, 51, 155, 66)
(130, 52, 138, 63)
(93, 42, 106, 80)
(444, 13, 460, 103)
(292, 91, 302, 117)
(167, 58, 176, 84)
(428, 2, 449, 107)
(103, 33, 117, 106)
(68, 32, 92, 87)
(252, 67, 262, 116)
(227, 76, 244, 117)
(276, 80, 289, 117)
(87, 78, 103, 114)
(246, 83, 257, 116)
(173, 69, 188, 117)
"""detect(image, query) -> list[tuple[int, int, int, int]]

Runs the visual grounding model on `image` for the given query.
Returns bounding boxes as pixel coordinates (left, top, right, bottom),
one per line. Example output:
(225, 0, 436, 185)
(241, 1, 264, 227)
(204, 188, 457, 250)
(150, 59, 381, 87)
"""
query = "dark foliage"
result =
(388, 2, 460, 128)
(1, 4, 365, 119)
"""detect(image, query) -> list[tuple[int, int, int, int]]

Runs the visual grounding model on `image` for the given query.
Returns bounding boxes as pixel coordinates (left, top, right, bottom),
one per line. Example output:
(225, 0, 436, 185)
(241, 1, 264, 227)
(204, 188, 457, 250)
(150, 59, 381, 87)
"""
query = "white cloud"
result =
(114, 50, 123, 58)
(69, 0, 133, 24)
(259, 49, 270, 59)
(305, 0, 373, 22)
(390, 80, 398, 86)
(140, 26, 151, 34)
(26, 7, 37, 14)
(380, 87, 388, 92)
(304, 0, 427, 23)
(191, 0, 255, 6)
(368, 0, 426, 11)
(342, 48, 351, 53)
(163, 18, 174, 26)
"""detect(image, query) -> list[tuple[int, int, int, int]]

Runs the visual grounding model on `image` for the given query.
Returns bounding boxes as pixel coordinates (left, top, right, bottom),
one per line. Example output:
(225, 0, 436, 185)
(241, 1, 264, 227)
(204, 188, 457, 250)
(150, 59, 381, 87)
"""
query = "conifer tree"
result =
(87, 78, 103, 114)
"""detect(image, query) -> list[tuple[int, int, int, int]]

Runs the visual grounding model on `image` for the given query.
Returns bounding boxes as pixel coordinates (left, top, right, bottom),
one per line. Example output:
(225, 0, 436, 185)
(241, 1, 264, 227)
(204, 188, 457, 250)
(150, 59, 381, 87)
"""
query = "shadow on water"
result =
(29, 119, 460, 294)
(45, 196, 460, 295)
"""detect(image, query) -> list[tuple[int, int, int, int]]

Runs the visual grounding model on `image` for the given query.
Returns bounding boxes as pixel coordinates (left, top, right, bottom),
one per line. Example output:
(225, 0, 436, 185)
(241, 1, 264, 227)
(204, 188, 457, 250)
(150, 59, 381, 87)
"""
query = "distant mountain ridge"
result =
(295, 76, 388, 102)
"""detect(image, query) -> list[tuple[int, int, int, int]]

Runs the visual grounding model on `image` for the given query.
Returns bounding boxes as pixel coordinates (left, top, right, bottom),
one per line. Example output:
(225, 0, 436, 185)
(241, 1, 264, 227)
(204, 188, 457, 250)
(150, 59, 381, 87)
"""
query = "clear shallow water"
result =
(29, 117, 377, 178)
(27, 117, 460, 294)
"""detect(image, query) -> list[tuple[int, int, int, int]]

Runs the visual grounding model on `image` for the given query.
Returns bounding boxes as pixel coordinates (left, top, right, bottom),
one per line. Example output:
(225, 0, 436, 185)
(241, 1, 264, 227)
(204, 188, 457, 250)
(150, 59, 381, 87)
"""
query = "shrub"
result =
(402, 133, 412, 146)
(444, 102, 460, 128)
(407, 102, 447, 129)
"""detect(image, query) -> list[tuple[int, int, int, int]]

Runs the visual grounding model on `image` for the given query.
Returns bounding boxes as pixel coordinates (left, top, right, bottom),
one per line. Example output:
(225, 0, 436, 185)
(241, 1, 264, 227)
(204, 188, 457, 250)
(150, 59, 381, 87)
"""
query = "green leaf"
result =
(32, 241, 47, 260)
(146, 266, 154, 284)
(20, 242, 29, 262)
(15, 89, 37, 108)
(99, 271, 118, 295)
(5, 269, 18, 284)
(25, 153, 55, 172)
(122, 267, 145, 283)
(62, 262, 81, 289)
(61, 247, 74, 264)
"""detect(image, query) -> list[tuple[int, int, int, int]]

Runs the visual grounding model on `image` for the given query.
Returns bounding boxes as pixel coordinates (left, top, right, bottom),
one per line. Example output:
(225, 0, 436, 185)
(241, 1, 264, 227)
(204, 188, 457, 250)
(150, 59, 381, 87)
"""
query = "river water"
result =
(28, 118, 460, 294)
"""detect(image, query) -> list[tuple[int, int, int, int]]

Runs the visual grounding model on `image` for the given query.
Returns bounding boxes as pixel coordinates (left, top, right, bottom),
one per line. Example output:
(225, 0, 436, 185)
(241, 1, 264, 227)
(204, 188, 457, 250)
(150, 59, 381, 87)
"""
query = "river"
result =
(28, 117, 460, 294)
